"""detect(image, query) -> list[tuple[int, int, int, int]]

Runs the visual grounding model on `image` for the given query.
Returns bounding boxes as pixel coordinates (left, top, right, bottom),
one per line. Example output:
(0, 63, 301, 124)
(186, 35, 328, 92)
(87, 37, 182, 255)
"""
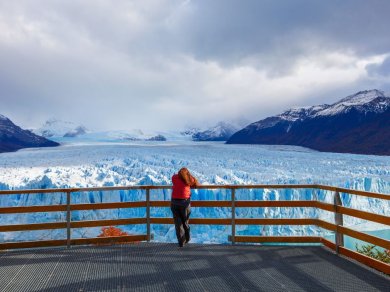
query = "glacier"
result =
(0, 141, 389, 249)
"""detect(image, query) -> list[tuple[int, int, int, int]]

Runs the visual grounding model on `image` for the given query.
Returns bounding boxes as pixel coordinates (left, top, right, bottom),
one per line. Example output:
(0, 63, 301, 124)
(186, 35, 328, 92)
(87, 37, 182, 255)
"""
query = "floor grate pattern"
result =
(0, 243, 389, 291)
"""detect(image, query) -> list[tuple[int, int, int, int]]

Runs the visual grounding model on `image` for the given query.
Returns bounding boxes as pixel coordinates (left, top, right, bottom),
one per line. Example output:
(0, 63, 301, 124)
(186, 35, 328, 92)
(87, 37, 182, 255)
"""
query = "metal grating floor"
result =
(0, 243, 388, 291)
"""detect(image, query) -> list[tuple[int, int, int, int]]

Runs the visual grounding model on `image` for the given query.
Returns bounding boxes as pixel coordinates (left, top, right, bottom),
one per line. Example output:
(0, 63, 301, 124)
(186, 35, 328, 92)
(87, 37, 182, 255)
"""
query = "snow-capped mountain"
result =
(192, 122, 239, 141)
(315, 89, 389, 116)
(60, 130, 170, 143)
(180, 127, 201, 137)
(0, 114, 59, 153)
(227, 90, 390, 155)
(35, 119, 186, 142)
(34, 119, 88, 138)
(63, 126, 88, 138)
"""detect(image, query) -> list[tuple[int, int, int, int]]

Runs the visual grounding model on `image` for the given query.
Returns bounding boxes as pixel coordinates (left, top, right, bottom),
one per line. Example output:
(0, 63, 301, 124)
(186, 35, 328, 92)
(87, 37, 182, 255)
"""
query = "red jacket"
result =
(171, 174, 195, 199)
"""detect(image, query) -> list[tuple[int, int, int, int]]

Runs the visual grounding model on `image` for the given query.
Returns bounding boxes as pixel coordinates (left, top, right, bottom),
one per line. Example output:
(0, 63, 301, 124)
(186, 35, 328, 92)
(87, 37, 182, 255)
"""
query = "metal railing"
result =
(0, 184, 389, 274)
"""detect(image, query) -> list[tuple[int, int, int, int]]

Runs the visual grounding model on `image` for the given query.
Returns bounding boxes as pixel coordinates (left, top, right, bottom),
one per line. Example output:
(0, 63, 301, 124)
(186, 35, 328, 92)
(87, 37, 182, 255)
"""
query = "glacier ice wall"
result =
(0, 143, 389, 245)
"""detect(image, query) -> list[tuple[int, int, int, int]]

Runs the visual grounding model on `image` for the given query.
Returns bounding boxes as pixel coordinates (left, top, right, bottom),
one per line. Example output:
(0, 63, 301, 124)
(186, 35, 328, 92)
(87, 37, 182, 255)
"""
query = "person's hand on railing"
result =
(191, 177, 200, 188)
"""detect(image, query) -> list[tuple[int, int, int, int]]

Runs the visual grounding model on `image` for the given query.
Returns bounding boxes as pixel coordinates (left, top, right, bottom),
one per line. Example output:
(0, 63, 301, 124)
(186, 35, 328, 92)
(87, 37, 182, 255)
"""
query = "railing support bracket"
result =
(231, 188, 236, 245)
(146, 188, 151, 242)
(334, 191, 344, 254)
(66, 191, 71, 249)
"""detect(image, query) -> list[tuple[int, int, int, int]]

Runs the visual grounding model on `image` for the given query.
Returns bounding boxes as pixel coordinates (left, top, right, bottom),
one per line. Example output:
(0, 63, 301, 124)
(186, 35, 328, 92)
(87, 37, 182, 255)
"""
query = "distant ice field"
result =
(0, 142, 389, 246)
(1, 142, 389, 188)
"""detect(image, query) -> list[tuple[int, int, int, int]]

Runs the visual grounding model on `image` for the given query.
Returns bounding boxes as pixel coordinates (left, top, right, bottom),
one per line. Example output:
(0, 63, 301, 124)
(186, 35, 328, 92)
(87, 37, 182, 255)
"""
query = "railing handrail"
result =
(0, 184, 388, 274)
(0, 184, 388, 200)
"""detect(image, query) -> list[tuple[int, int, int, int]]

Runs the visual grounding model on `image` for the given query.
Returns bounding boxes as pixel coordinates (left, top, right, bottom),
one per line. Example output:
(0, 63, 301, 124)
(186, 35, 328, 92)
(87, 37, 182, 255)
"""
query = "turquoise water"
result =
(324, 229, 390, 251)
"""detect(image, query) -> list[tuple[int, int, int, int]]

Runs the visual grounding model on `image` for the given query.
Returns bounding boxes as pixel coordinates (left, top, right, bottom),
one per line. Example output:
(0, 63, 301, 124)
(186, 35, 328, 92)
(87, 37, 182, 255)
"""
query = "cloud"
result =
(367, 56, 390, 78)
(170, 0, 390, 65)
(0, 0, 389, 131)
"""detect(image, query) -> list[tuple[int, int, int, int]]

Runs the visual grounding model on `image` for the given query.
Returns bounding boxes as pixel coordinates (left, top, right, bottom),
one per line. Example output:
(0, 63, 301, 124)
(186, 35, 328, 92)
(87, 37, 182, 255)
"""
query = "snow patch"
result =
(315, 89, 389, 116)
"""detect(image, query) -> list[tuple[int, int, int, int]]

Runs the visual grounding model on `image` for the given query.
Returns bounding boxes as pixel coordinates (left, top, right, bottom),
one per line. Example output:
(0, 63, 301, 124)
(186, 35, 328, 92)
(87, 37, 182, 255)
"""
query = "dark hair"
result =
(178, 167, 196, 186)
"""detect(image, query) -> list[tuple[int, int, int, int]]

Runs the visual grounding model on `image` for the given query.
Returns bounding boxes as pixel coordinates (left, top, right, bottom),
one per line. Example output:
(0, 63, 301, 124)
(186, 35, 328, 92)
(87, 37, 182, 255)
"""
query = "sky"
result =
(1, 0, 390, 132)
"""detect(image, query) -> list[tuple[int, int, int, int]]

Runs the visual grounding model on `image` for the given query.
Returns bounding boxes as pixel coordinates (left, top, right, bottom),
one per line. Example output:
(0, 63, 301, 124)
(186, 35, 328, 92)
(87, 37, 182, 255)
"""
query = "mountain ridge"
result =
(34, 118, 88, 138)
(0, 115, 59, 153)
(192, 122, 239, 141)
(227, 89, 390, 155)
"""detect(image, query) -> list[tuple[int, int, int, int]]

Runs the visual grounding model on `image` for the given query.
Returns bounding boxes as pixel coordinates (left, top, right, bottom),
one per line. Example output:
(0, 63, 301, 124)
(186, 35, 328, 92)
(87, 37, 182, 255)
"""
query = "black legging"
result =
(171, 202, 191, 246)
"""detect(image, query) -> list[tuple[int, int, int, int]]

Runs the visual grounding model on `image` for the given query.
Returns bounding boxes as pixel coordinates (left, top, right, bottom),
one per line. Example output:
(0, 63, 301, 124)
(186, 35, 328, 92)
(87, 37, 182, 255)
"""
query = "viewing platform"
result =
(1, 243, 389, 291)
(0, 184, 389, 291)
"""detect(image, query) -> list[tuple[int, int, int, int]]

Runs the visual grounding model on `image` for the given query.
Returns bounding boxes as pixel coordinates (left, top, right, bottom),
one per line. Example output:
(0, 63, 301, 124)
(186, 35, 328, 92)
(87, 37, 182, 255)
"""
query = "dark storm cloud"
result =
(0, 0, 389, 131)
(175, 0, 390, 67)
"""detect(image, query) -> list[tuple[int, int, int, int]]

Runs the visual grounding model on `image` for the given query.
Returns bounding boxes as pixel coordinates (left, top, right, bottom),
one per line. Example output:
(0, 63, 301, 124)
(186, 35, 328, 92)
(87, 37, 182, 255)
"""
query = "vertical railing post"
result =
(231, 188, 236, 245)
(334, 191, 344, 253)
(66, 191, 71, 248)
(146, 188, 151, 242)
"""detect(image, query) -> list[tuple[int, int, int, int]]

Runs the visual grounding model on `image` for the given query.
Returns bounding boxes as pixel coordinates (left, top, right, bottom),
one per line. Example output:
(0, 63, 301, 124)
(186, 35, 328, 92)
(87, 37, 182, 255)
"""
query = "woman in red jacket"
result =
(171, 167, 199, 247)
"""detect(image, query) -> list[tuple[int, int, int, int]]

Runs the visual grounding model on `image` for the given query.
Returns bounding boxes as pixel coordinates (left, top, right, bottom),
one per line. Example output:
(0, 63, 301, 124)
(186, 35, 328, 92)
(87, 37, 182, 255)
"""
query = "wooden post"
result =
(231, 188, 236, 245)
(66, 191, 71, 248)
(146, 188, 151, 242)
(334, 191, 344, 253)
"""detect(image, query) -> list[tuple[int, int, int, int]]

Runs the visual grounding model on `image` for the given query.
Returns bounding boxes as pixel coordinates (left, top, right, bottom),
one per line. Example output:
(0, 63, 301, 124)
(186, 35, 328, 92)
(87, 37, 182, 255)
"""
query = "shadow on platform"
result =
(0, 243, 388, 291)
